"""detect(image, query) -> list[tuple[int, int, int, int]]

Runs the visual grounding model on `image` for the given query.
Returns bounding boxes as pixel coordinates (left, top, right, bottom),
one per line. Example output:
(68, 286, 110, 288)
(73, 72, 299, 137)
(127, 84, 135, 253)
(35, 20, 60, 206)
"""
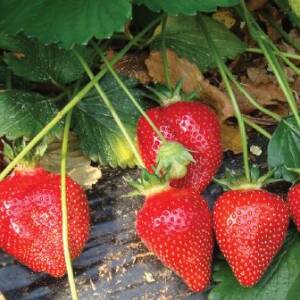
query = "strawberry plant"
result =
(1, 1, 300, 300)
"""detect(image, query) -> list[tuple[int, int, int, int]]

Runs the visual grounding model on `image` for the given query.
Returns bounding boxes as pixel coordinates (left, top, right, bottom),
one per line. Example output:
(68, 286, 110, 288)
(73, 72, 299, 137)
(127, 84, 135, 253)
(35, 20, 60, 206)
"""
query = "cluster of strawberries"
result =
(135, 101, 297, 292)
(0, 100, 299, 295)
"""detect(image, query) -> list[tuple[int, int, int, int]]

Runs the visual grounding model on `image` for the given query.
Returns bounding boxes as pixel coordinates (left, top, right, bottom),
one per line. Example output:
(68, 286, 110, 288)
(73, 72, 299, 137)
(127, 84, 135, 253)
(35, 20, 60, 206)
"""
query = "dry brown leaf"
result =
(293, 77, 300, 97)
(243, 81, 286, 102)
(145, 50, 234, 121)
(146, 50, 203, 91)
(234, 81, 286, 114)
(269, 104, 290, 118)
(221, 124, 243, 154)
(245, 115, 276, 125)
(289, 29, 300, 47)
(199, 80, 234, 121)
(114, 52, 152, 84)
(246, 67, 274, 84)
(40, 133, 101, 190)
(284, 66, 296, 82)
(244, 102, 290, 125)
(248, 0, 268, 11)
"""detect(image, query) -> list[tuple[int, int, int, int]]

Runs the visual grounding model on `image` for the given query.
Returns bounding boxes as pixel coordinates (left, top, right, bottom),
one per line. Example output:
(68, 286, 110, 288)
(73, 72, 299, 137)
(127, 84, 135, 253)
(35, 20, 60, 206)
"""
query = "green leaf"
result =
(209, 229, 300, 300)
(0, 60, 34, 91)
(267, 116, 300, 183)
(0, 60, 10, 86)
(289, 0, 300, 18)
(0, 33, 92, 84)
(151, 14, 246, 72)
(135, 0, 240, 15)
(73, 74, 147, 168)
(0, 0, 132, 48)
(273, 0, 300, 29)
(0, 90, 62, 139)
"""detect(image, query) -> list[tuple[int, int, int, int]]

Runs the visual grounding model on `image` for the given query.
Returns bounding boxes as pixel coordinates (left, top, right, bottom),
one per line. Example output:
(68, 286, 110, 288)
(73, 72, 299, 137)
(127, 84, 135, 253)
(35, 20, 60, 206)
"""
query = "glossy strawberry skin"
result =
(136, 188, 213, 292)
(137, 102, 222, 193)
(288, 183, 300, 231)
(213, 189, 289, 287)
(0, 167, 90, 277)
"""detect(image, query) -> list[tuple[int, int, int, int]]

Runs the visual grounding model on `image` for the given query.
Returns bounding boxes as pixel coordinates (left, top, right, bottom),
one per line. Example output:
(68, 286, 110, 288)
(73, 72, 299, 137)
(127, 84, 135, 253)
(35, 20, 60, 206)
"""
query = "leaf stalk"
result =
(60, 110, 79, 300)
(199, 14, 251, 181)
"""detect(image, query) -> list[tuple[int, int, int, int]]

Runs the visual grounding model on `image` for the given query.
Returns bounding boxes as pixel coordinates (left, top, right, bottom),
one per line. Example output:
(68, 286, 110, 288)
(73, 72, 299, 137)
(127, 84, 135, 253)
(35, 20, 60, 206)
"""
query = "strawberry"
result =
(213, 189, 289, 287)
(288, 183, 300, 231)
(0, 166, 90, 277)
(136, 187, 214, 292)
(137, 101, 222, 193)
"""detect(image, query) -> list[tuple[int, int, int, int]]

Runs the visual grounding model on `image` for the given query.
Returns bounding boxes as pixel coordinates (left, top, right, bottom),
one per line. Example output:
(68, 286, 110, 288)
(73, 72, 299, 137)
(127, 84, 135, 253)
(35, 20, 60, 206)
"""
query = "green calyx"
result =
(214, 165, 280, 191)
(146, 80, 197, 107)
(126, 141, 195, 196)
(286, 167, 300, 175)
(2, 137, 50, 172)
(285, 167, 300, 183)
(126, 169, 170, 198)
(156, 141, 195, 180)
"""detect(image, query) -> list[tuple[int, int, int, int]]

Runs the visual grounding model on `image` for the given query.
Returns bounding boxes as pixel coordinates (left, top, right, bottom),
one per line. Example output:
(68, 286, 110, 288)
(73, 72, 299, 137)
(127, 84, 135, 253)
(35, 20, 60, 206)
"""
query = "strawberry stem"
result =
(247, 46, 300, 82)
(161, 15, 171, 90)
(279, 54, 300, 77)
(145, 81, 184, 107)
(74, 49, 145, 168)
(239, 1, 300, 129)
(199, 14, 251, 182)
(60, 110, 79, 300)
(224, 63, 299, 138)
(243, 116, 271, 140)
(246, 48, 300, 61)
(286, 167, 300, 175)
(0, 15, 162, 181)
(93, 44, 167, 143)
(224, 67, 282, 122)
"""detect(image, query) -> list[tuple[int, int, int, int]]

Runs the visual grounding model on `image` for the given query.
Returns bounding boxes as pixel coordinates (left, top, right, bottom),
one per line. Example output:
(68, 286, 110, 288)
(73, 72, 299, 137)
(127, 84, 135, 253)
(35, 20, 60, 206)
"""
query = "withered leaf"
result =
(114, 52, 152, 84)
(146, 49, 203, 91)
(248, 0, 268, 11)
(221, 123, 242, 154)
(246, 67, 274, 84)
(40, 133, 101, 190)
(234, 81, 286, 114)
(145, 50, 234, 121)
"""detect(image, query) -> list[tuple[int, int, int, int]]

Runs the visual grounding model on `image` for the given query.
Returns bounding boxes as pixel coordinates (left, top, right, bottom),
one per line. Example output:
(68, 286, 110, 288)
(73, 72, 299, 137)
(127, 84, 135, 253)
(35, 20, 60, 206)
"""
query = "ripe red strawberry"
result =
(213, 189, 289, 287)
(0, 166, 90, 277)
(136, 187, 213, 292)
(137, 101, 222, 193)
(288, 183, 300, 231)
